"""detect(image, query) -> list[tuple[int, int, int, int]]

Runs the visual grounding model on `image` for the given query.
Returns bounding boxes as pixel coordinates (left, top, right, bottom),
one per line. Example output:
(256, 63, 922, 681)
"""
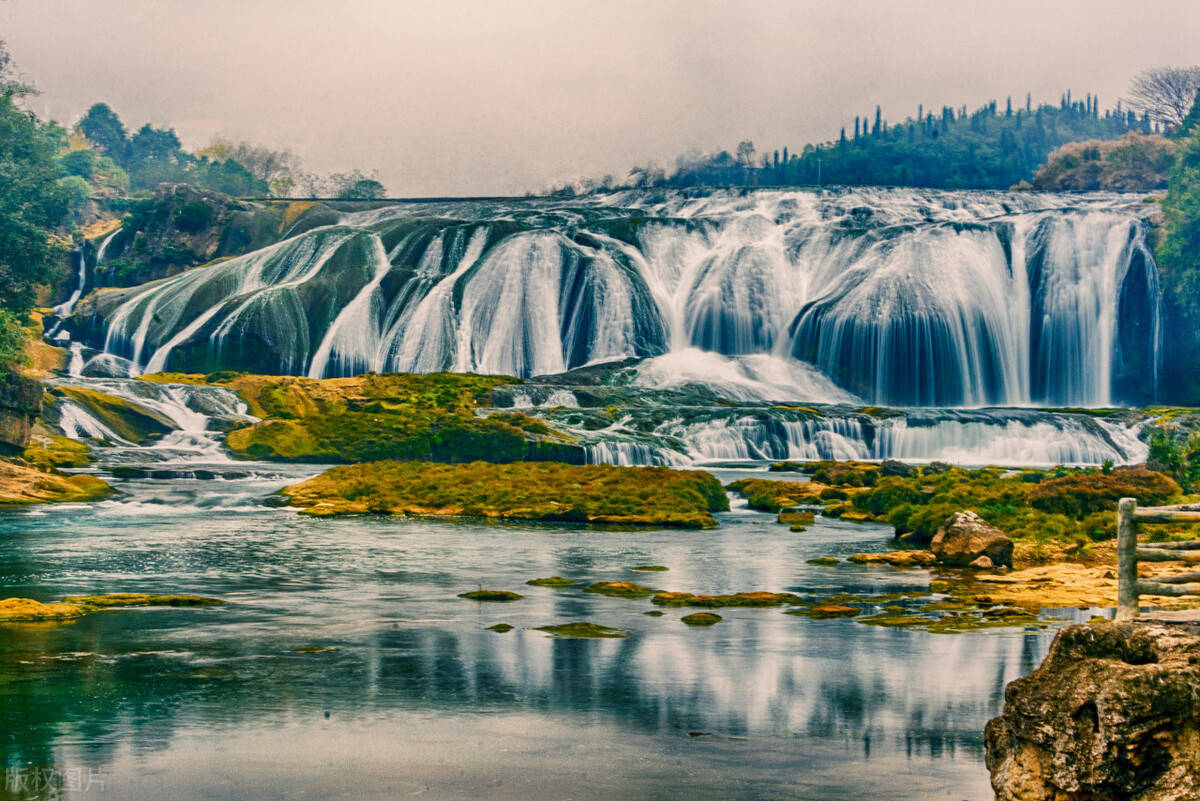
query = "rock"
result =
(986, 620, 1200, 801)
(931, 511, 1013, 568)
(457, 590, 524, 602)
(0, 374, 42, 455)
(681, 612, 722, 626)
(848, 551, 937, 567)
(969, 555, 995, 569)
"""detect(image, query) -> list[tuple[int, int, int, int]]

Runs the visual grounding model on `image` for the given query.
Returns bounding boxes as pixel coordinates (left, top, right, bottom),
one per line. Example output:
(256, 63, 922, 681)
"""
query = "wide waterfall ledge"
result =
(62, 187, 1162, 411)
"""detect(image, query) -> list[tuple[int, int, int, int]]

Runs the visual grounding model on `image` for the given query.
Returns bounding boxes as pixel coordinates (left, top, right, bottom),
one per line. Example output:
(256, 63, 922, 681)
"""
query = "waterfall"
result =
(72, 188, 1161, 408)
(568, 408, 1148, 468)
(52, 228, 120, 335)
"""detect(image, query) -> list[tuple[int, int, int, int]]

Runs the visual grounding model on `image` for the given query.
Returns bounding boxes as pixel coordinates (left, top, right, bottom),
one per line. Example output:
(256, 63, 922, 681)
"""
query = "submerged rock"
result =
(457, 590, 524, 602)
(525, 576, 579, 587)
(986, 620, 1200, 801)
(534, 622, 626, 639)
(585, 581, 655, 598)
(652, 591, 802, 608)
(681, 612, 722, 626)
(931, 511, 1014, 568)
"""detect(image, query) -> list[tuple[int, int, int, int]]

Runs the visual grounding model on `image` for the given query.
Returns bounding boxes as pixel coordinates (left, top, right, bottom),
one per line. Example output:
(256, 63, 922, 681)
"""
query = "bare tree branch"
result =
(1124, 66, 1200, 127)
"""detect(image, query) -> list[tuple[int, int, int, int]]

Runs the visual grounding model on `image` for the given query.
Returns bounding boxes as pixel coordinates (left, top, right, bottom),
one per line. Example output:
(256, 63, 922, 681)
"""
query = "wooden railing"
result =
(1116, 497, 1200, 620)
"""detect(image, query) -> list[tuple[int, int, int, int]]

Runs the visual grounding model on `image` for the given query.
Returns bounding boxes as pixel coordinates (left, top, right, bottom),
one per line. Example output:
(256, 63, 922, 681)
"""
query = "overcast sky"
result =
(3, 0, 1200, 196)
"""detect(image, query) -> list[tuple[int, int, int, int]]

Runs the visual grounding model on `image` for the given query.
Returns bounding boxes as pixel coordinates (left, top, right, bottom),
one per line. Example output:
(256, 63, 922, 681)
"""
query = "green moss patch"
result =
(586, 581, 656, 598)
(786, 605, 861, 619)
(525, 576, 579, 587)
(631, 565, 669, 572)
(534, 622, 627, 638)
(487, 623, 514, 633)
(681, 612, 722, 626)
(806, 557, 840, 566)
(2, 593, 224, 623)
(282, 461, 729, 528)
(458, 590, 524, 602)
(652, 591, 803, 608)
(184, 371, 579, 464)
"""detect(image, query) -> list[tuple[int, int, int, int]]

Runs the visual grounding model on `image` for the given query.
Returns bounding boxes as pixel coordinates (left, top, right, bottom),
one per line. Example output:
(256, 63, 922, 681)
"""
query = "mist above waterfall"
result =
(77, 187, 1161, 408)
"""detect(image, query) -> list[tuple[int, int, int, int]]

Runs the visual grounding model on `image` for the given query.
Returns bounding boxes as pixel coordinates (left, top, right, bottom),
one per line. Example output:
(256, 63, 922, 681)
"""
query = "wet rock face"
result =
(986, 621, 1200, 801)
(931, 510, 1014, 567)
(0, 374, 42, 455)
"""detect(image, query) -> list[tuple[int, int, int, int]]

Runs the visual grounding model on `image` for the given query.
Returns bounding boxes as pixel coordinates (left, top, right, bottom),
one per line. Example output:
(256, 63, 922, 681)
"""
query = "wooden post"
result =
(1117, 497, 1139, 621)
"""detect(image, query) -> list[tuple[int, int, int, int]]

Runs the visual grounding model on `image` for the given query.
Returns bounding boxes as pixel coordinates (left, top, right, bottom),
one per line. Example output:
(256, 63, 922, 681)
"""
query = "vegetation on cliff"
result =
(1156, 123, 1200, 402)
(280, 461, 729, 527)
(1030, 133, 1176, 191)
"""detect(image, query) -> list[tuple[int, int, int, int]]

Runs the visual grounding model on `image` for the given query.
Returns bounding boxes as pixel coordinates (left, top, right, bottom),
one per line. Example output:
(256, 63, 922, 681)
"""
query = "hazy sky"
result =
(4, 0, 1200, 196)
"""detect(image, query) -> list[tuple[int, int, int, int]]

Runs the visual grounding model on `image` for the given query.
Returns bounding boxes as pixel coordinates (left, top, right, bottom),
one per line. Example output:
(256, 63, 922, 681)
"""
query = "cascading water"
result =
(72, 188, 1161, 409)
(51, 227, 120, 339)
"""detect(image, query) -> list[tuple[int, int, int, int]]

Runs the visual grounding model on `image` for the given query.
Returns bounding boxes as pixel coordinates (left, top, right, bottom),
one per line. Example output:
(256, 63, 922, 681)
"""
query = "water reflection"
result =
(0, 467, 1060, 799)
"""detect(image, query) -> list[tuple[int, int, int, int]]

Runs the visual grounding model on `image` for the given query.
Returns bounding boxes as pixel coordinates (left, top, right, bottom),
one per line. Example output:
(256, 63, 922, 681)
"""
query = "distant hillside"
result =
(586, 94, 1159, 194)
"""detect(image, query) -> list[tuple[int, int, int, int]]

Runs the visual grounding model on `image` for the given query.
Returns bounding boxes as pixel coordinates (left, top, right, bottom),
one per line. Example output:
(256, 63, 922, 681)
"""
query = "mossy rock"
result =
(681, 612, 722, 626)
(643, 610, 665, 617)
(458, 590, 524, 602)
(53, 386, 175, 444)
(585, 581, 656, 598)
(652, 591, 803, 608)
(2, 593, 224, 623)
(778, 511, 815, 525)
(0, 461, 112, 505)
(61, 593, 225, 608)
(525, 576, 579, 587)
(787, 604, 861, 619)
(487, 623, 514, 633)
(806, 557, 839, 566)
(284, 461, 728, 528)
(291, 645, 334, 653)
(534, 622, 626, 638)
(22, 434, 93, 469)
(631, 565, 669, 572)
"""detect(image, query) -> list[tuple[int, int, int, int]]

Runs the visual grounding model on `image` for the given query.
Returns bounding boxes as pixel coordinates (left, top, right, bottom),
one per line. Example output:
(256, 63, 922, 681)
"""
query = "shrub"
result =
(173, 200, 214, 233)
(1026, 466, 1180, 517)
(0, 310, 29, 379)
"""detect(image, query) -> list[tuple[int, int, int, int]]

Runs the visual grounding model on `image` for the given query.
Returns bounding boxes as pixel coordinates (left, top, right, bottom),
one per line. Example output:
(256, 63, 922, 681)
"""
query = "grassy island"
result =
(281, 461, 730, 527)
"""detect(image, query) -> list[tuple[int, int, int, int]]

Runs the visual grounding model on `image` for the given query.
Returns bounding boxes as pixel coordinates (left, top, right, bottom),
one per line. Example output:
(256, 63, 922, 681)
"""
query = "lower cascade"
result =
(67, 187, 1161, 409)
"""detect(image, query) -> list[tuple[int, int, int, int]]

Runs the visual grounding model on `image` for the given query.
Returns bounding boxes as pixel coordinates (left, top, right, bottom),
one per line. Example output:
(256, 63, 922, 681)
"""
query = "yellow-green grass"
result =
(281, 461, 729, 528)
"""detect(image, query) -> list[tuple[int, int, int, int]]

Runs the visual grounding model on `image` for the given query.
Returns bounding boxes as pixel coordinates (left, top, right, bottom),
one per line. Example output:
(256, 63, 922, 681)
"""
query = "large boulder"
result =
(0, 374, 42, 455)
(930, 510, 1013, 567)
(986, 620, 1200, 801)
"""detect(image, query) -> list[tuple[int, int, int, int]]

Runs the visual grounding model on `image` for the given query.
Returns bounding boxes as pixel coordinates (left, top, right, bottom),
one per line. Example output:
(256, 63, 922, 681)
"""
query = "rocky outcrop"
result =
(0, 374, 42, 455)
(986, 620, 1200, 801)
(931, 510, 1013, 567)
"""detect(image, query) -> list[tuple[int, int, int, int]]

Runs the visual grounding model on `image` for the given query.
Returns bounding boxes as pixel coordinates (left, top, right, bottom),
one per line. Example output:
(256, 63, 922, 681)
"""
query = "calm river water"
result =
(1, 463, 1062, 800)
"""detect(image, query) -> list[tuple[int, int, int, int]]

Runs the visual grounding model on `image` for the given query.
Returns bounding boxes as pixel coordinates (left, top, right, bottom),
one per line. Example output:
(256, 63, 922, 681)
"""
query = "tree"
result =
(1125, 66, 1200, 128)
(129, 124, 182, 164)
(328, 171, 386, 199)
(202, 138, 300, 196)
(735, 140, 755, 167)
(0, 43, 69, 352)
(76, 103, 130, 163)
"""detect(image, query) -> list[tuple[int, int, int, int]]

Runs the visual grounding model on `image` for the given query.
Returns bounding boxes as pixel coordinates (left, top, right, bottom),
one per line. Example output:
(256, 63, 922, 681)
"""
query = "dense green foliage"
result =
(0, 92, 69, 320)
(1156, 127, 1200, 401)
(606, 95, 1150, 192)
(850, 465, 1179, 546)
(282, 461, 730, 527)
(76, 102, 268, 195)
(1147, 424, 1200, 492)
(1031, 134, 1176, 191)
